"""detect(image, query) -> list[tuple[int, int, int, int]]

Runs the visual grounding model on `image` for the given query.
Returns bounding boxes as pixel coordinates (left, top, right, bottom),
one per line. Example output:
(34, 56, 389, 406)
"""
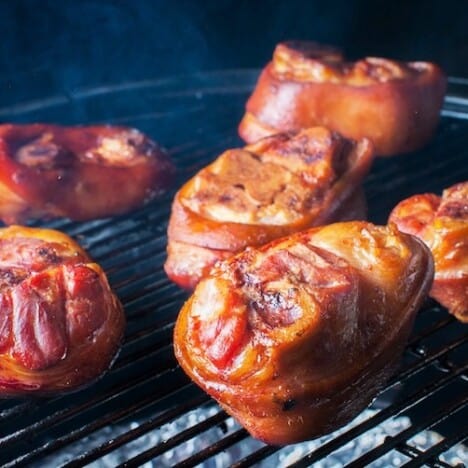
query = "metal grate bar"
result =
(365, 130, 467, 191)
(97, 236, 167, 275)
(93, 226, 167, 263)
(366, 127, 467, 184)
(344, 394, 468, 467)
(125, 282, 184, 311)
(51, 198, 165, 238)
(367, 148, 466, 194)
(124, 316, 175, 344)
(387, 333, 468, 386)
(95, 225, 166, 256)
(118, 409, 232, 468)
(283, 364, 467, 467)
(110, 261, 166, 296)
(406, 314, 455, 349)
(175, 428, 250, 468)
(117, 330, 174, 367)
(4, 366, 187, 467)
(121, 274, 181, 304)
(398, 444, 431, 464)
(0, 401, 37, 423)
(63, 389, 211, 468)
(116, 280, 173, 312)
(59, 206, 170, 253)
(83, 218, 168, 260)
(0, 345, 178, 450)
(231, 445, 279, 468)
(400, 431, 468, 468)
(1, 304, 446, 454)
(122, 290, 186, 328)
(0, 327, 176, 436)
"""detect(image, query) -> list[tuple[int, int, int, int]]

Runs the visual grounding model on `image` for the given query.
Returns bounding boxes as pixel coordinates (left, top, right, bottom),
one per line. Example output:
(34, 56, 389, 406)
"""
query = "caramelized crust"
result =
(389, 182, 468, 322)
(174, 221, 434, 444)
(165, 127, 374, 288)
(0, 225, 125, 395)
(0, 124, 175, 223)
(166, 187, 367, 290)
(239, 41, 446, 156)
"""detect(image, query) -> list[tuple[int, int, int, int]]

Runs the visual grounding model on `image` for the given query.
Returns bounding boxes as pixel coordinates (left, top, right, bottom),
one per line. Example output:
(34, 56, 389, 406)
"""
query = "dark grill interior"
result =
(0, 71, 467, 467)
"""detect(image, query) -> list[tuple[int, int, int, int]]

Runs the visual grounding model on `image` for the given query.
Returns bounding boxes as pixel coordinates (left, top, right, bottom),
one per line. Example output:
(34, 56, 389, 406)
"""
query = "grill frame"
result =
(0, 71, 467, 467)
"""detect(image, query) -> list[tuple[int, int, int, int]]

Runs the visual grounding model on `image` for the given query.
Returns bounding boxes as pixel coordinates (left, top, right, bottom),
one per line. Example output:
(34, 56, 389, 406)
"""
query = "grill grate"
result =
(0, 70, 467, 467)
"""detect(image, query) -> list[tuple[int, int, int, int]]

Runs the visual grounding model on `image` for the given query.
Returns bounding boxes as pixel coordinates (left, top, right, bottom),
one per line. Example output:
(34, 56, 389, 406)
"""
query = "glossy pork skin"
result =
(0, 124, 175, 223)
(165, 127, 374, 289)
(389, 182, 468, 322)
(239, 41, 446, 156)
(174, 221, 433, 445)
(0, 226, 125, 396)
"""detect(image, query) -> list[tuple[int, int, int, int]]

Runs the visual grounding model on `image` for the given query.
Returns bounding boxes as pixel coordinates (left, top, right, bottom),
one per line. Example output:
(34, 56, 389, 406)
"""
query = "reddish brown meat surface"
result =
(239, 41, 446, 156)
(174, 221, 434, 445)
(390, 182, 468, 322)
(165, 127, 374, 289)
(0, 124, 175, 223)
(0, 226, 125, 396)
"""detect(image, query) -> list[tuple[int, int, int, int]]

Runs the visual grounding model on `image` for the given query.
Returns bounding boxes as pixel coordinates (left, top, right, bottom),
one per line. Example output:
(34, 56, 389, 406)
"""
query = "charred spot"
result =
(0, 268, 27, 287)
(230, 257, 256, 288)
(282, 399, 297, 411)
(303, 189, 324, 210)
(127, 137, 140, 148)
(193, 191, 211, 202)
(128, 135, 157, 157)
(438, 202, 468, 220)
(277, 135, 323, 162)
(247, 152, 262, 163)
(285, 193, 300, 210)
(301, 150, 323, 164)
(272, 395, 297, 411)
(250, 290, 300, 328)
(37, 247, 62, 265)
(218, 193, 234, 203)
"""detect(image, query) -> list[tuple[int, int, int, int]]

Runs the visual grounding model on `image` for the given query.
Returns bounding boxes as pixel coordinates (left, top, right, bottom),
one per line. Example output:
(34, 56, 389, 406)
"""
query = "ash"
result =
(35, 404, 466, 467)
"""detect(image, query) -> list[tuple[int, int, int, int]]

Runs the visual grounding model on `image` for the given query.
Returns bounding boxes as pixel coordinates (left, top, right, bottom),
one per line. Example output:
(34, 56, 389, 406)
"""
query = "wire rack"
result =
(0, 70, 466, 467)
